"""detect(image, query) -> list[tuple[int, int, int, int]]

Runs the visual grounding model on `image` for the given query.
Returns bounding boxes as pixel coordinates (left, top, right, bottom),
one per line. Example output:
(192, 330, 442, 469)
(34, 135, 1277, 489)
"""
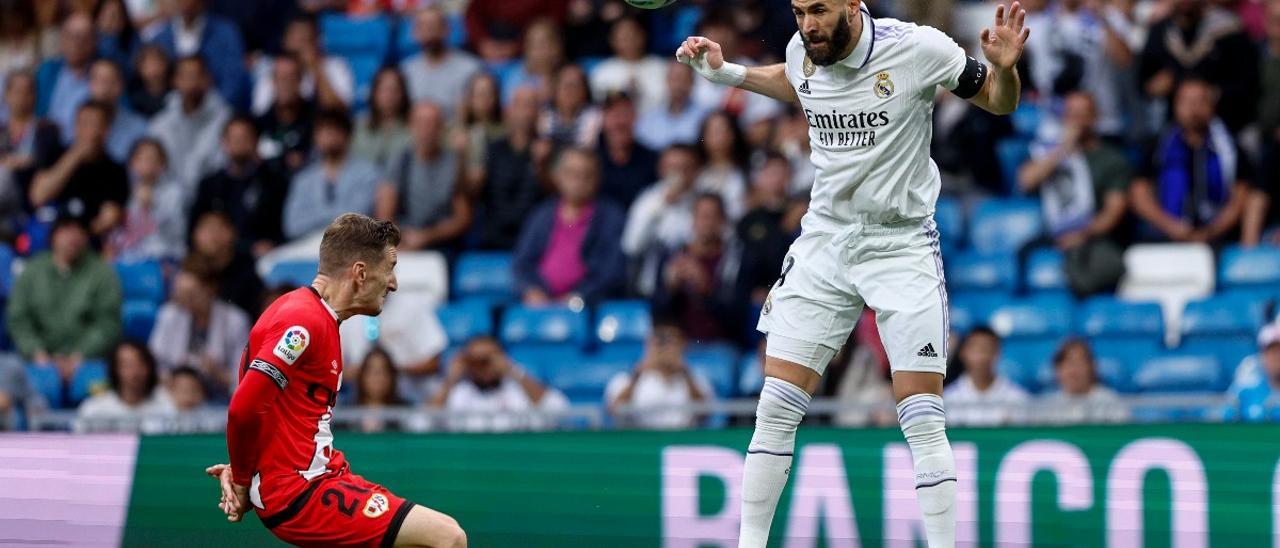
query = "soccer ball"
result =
(624, 0, 678, 9)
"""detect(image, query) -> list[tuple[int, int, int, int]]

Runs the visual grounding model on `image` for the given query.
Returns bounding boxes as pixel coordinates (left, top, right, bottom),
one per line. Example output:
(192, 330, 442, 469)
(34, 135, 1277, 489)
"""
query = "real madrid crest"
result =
(874, 71, 894, 99)
(802, 56, 817, 78)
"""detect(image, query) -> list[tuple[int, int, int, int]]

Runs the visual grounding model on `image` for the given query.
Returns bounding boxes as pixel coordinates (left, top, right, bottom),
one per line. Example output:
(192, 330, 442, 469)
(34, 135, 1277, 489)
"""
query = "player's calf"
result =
(895, 382, 956, 548)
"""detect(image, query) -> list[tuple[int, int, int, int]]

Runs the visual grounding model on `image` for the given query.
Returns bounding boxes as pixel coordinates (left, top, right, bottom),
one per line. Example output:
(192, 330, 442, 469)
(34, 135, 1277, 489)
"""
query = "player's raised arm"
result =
(968, 2, 1030, 115)
(676, 37, 798, 104)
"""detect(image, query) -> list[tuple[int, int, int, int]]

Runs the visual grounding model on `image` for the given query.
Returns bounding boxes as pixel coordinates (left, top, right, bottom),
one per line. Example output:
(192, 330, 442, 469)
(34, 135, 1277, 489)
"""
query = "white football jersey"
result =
(786, 7, 968, 227)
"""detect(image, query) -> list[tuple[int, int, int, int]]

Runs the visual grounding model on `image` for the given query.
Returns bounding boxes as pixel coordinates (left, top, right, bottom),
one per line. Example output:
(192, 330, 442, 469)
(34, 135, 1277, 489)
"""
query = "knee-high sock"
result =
(897, 394, 956, 548)
(739, 377, 811, 548)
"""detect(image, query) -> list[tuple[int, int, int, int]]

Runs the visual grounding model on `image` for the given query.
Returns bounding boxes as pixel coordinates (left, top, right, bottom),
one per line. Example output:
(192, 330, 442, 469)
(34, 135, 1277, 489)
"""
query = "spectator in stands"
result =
(148, 0, 249, 108)
(0, 354, 35, 430)
(1248, 1, 1280, 246)
(597, 92, 657, 209)
(831, 313, 898, 428)
(85, 59, 148, 163)
(283, 109, 380, 239)
(8, 213, 122, 388)
(0, 1, 46, 88)
(127, 45, 170, 118)
(932, 81, 1015, 195)
(476, 86, 550, 250)
(376, 102, 472, 252)
(465, 0, 568, 60)
(561, 0, 610, 59)
(431, 335, 570, 433)
(688, 15, 779, 128)
(148, 257, 250, 398)
(1018, 91, 1130, 296)
(351, 67, 412, 171)
(456, 73, 504, 194)
(401, 6, 483, 116)
(188, 210, 264, 315)
(737, 153, 796, 307)
(147, 56, 231, 193)
(75, 341, 175, 432)
(30, 101, 129, 237)
(539, 64, 601, 149)
(168, 366, 208, 413)
(635, 62, 710, 151)
(514, 148, 625, 306)
(623, 144, 702, 296)
(107, 138, 186, 261)
(190, 116, 288, 256)
(340, 291, 447, 404)
(1232, 322, 1280, 421)
(36, 12, 95, 140)
(500, 18, 564, 105)
(255, 54, 314, 173)
(943, 327, 1029, 427)
(1130, 79, 1255, 245)
(1, 72, 61, 217)
(251, 15, 353, 116)
(94, 0, 139, 71)
(696, 111, 748, 221)
(775, 108, 817, 196)
(654, 193, 744, 344)
(1039, 338, 1127, 424)
(1022, 0, 1133, 140)
(1139, 0, 1259, 131)
(590, 16, 667, 112)
(605, 317, 713, 430)
(355, 348, 406, 433)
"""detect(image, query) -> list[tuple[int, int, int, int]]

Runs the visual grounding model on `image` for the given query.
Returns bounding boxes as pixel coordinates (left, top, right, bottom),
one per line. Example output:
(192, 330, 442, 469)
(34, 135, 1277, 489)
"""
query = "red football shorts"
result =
(260, 472, 413, 548)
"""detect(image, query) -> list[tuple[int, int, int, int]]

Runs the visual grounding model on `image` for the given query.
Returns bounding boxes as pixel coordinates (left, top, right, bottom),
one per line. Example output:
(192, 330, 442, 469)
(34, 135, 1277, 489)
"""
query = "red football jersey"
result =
(234, 287, 348, 515)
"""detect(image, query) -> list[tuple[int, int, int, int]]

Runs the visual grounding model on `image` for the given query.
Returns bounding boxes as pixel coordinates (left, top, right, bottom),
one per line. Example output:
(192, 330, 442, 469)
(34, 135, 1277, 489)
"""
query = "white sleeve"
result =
(913, 25, 968, 91)
(621, 189, 663, 256)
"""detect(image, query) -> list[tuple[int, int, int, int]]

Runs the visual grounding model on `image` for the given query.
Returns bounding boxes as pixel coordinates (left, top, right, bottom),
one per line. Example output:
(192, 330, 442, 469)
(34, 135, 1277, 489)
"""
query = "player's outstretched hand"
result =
(675, 36, 725, 72)
(205, 464, 250, 523)
(980, 2, 1030, 71)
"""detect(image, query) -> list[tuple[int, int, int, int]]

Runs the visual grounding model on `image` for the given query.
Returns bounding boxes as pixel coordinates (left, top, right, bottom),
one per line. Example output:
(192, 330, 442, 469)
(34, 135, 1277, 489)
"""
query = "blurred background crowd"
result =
(0, 0, 1278, 433)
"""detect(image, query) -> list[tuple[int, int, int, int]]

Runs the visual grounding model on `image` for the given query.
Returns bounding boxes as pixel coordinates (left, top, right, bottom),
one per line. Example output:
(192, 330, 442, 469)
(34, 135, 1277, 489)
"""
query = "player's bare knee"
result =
(441, 518, 466, 548)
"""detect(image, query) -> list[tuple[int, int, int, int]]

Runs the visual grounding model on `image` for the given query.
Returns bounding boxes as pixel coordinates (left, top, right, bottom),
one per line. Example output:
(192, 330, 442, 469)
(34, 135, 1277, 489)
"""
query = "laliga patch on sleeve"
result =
(273, 326, 310, 365)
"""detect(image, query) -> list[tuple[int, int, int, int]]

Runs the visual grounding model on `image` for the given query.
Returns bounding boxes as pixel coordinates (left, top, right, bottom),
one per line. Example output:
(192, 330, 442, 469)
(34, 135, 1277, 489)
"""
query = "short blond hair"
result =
(318, 214, 401, 276)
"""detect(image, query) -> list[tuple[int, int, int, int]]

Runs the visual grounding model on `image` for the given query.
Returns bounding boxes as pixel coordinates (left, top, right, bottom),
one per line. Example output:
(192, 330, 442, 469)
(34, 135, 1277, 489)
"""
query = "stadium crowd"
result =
(0, 0, 1277, 433)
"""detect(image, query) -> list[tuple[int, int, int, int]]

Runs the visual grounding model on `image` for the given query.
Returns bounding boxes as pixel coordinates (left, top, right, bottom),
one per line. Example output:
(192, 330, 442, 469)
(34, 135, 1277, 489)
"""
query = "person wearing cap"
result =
(6, 212, 123, 401)
(1231, 322, 1280, 422)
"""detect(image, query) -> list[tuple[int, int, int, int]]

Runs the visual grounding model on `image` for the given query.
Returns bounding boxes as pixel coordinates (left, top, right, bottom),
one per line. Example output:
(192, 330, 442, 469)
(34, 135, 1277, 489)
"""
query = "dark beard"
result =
(801, 11, 854, 66)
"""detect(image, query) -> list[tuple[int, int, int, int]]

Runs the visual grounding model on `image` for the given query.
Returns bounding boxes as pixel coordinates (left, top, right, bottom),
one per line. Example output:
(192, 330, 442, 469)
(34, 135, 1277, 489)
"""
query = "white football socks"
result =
(897, 394, 957, 548)
(739, 377, 811, 548)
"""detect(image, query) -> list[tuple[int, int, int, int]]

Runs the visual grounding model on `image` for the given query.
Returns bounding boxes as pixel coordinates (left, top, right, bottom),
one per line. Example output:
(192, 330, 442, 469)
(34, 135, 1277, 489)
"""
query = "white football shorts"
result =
(758, 215, 950, 376)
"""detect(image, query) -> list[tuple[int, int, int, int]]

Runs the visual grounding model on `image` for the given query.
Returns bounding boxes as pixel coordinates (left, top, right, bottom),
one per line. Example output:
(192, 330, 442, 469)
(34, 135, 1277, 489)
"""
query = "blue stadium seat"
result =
(1090, 339, 1162, 393)
(988, 294, 1073, 340)
(265, 260, 319, 289)
(685, 343, 739, 398)
(933, 197, 964, 252)
(452, 252, 514, 303)
(738, 352, 763, 396)
(1000, 338, 1059, 392)
(395, 11, 467, 60)
(968, 199, 1042, 254)
(436, 299, 493, 346)
(320, 14, 392, 58)
(25, 363, 62, 408)
(529, 348, 626, 404)
(1181, 293, 1267, 337)
(995, 138, 1031, 194)
(499, 306, 588, 348)
(595, 300, 651, 346)
(1133, 352, 1225, 393)
(1024, 248, 1066, 293)
(947, 252, 1017, 292)
(70, 359, 107, 406)
(114, 260, 165, 303)
(0, 243, 14, 297)
(1179, 338, 1255, 382)
(121, 300, 159, 342)
(1011, 103, 1042, 137)
(346, 53, 385, 112)
(1218, 245, 1280, 289)
(1077, 297, 1164, 341)
(947, 291, 1011, 334)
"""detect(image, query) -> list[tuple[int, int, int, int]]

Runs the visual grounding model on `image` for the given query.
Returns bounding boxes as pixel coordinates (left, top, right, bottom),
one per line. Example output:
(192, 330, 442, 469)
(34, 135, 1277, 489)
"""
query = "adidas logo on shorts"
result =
(917, 343, 938, 358)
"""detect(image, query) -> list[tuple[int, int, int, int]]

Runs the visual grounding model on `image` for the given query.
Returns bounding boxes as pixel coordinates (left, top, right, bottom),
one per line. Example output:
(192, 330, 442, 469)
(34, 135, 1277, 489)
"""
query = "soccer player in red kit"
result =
(205, 213, 467, 547)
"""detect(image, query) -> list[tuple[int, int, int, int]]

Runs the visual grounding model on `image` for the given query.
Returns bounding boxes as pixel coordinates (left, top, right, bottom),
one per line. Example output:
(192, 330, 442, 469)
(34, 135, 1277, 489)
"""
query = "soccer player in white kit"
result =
(676, 1, 1029, 546)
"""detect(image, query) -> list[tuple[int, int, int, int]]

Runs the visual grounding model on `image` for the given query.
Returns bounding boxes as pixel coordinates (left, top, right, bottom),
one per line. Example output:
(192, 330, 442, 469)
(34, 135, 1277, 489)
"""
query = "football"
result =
(624, 0, 678, 9)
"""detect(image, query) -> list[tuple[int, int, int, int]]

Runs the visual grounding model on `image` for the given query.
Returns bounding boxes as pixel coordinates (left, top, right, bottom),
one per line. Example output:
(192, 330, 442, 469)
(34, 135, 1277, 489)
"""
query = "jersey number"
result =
(321, 481, 371, 517)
